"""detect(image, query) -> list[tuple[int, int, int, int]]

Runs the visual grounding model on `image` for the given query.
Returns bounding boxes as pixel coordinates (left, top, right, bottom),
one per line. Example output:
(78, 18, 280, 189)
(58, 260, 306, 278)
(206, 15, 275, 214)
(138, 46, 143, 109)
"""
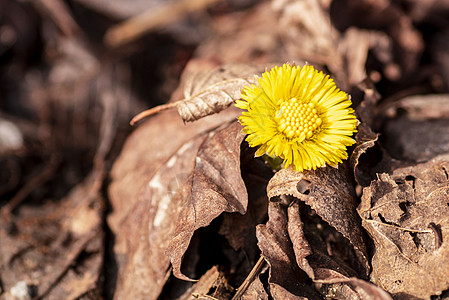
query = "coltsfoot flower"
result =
(235, 63, 357, 172)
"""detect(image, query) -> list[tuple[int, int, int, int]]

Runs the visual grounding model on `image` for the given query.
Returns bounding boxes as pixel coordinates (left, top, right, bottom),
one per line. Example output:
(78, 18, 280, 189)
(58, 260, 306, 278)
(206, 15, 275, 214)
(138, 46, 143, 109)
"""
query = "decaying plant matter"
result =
(1, 0, 449, 299)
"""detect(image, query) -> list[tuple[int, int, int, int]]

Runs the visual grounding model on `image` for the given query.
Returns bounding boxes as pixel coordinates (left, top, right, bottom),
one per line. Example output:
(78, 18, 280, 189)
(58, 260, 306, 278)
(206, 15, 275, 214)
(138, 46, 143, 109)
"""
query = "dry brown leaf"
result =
(194, 1, 289, 65)
(256, 201, 322, 300)
(384, 94, 449, 121)
(218, 143, 272, 252)
(182, 63, 264, 100)
(267, 166, 369, 275)
(114, 132, 207, 297)
(285, 200, 391, 299)
(273, 0, 344, 82)
(350, 122, 389, 187)
(314, 273, 393, 300)
(350, 123, 378, 183)
(339, 27, 371, 86)
(288, 202, 358, 280)
(331, 0, 424, 77)
(286, 201, 314, 279)
(339, 28, 397, 85)
(354, 79, 382, 128)
(130, 62, 267, 125)
(109, 105, 241, 298)
(358, 160, 449, 299)
(176, 63, 264, 122)
(382, 94, 449, 162)
(167, 120, 249, 280)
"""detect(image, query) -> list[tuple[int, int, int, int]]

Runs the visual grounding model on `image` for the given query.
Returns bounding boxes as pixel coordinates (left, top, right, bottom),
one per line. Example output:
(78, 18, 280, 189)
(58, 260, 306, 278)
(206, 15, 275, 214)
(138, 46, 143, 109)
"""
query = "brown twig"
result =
(231, 255, 266, 300)
(130, 102, 178, 126)
(104, 0, 218, 48)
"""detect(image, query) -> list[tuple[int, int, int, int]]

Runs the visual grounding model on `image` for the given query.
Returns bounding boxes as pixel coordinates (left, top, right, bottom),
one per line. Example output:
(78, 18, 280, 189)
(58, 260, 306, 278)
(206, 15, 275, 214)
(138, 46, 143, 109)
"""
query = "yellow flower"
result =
(235, 63, 357, 172)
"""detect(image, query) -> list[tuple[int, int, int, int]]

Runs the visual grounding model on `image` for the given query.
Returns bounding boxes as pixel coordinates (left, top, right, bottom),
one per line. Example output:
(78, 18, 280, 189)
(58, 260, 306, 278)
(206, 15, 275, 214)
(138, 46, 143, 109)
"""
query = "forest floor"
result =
(1, 0, 449, 299)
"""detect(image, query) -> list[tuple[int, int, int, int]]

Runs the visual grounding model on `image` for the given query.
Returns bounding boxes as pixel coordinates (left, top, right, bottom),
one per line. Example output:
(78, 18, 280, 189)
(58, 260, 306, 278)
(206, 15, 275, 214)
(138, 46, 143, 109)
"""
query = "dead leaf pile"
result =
(2, 0, 449, 299)
(107, 0, 449, 298)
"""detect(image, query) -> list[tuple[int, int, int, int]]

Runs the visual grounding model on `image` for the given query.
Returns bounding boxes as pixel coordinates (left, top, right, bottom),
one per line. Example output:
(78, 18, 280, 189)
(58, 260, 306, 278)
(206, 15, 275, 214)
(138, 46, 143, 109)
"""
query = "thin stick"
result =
(130, 102, 178, 125)
(36, 0, 81, 37)
(231, 255, 266, 300)
(104, 0, 218, 48)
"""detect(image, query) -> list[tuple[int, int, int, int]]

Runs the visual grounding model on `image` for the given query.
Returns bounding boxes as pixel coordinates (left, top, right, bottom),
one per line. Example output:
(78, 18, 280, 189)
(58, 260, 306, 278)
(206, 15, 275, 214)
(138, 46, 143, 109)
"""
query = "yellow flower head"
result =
(235, 63, 357, 172)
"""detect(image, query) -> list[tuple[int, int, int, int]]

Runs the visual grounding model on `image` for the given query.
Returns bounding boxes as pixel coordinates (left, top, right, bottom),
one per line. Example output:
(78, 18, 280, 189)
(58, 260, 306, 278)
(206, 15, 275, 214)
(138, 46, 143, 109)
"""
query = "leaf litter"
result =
(2, 0, 449, 299)
(358, 160, 449, 299)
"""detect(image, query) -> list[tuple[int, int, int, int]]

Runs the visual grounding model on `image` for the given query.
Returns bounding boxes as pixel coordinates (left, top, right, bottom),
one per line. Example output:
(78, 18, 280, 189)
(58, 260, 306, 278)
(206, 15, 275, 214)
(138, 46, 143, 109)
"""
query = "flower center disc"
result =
(275, 98, 322, 141)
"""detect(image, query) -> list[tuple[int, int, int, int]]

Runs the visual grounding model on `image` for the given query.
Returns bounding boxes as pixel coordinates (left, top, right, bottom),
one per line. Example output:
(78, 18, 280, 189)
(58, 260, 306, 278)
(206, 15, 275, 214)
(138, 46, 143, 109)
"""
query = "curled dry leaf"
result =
(176, 63, 265, 122)
(130, 63, 265, 125)
(256, 201, 322, 299)
(350, 123, 378, 177)
(358, 160, 449, 299)
(288, 202, 357, 280)
(182, 63, 263, 100)
(166, 120, 249, 280)
(267, 166, 369, 275)
(354, 79, 382, 128)
(218, 142, 272, 252)
(286, 200, 389, 299)
(350, 122, 392, 187)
